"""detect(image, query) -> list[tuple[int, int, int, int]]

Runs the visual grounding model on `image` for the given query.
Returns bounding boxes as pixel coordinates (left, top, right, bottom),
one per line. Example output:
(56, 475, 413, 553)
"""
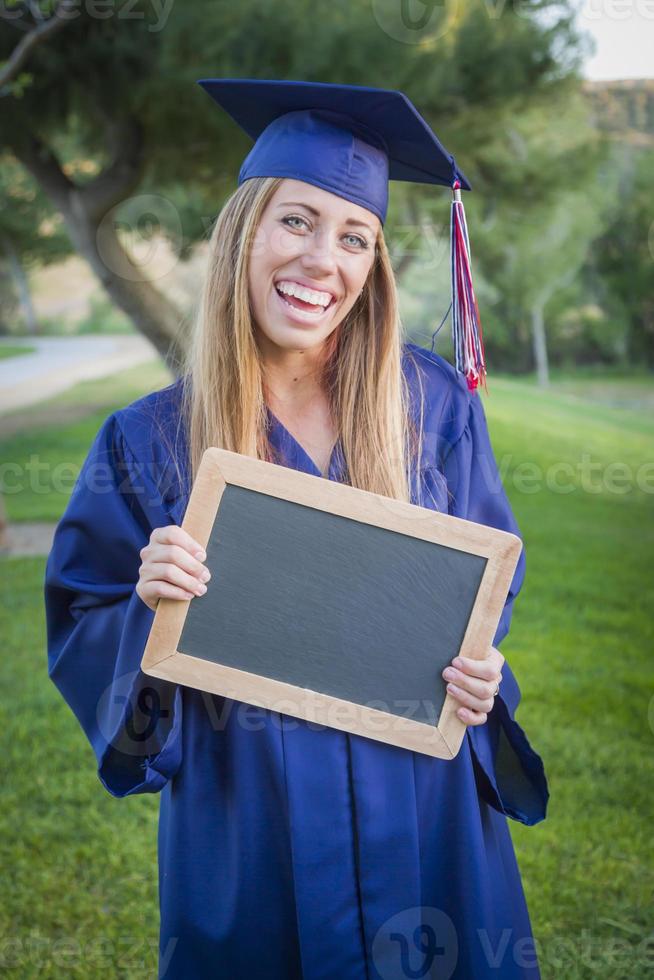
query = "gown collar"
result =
(265, 407, 346, 482)
(263, 407, 440, 509)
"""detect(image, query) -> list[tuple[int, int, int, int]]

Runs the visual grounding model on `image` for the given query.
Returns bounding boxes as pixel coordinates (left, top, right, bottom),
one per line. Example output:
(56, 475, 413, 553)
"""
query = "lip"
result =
(272, 282, 337, 325)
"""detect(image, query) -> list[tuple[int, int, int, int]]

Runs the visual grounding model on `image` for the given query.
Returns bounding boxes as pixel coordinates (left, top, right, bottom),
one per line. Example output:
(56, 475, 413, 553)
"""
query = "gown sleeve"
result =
(44, 411, 183, 798)
(441, 391, 549, 826)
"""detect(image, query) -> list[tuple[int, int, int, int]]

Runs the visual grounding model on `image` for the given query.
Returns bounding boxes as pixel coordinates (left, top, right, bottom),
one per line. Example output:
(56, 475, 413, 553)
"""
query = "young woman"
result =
(45, 80, 549, 980)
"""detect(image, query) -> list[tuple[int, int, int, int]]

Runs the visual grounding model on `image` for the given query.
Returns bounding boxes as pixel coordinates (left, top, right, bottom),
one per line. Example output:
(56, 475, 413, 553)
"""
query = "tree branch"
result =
(0, 0, 76, 92)
(78, 115, 146, 221)
(10, 130, 74, 211)
(11, 114, 145, 225)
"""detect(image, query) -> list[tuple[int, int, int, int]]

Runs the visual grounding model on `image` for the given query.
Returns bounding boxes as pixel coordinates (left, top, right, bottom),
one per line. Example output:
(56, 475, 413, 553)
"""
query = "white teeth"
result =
(276, 280, 332, 308)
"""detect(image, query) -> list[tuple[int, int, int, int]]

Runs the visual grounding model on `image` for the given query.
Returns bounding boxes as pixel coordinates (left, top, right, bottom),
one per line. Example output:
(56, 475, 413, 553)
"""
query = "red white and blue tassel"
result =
(450, 179, 487, 393)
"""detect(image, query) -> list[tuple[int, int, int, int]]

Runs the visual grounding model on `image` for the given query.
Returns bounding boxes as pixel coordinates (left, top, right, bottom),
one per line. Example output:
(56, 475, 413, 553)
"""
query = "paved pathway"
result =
(0, 334, 159, 557)
(1, 522, 56, 559)
(0, 335, 157, 414)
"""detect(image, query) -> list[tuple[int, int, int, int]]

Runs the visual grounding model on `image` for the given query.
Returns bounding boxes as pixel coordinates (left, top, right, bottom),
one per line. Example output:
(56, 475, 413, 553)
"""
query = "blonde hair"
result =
(179, 176, 426, 502)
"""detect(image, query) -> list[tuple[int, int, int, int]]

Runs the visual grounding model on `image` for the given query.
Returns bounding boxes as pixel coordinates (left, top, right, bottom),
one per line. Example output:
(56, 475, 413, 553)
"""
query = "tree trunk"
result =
(11, 125, 187, 375)
(0, 494, 7, 552)
(64, 213, 187, 374)
(1, 233, 39, 335)
(531, 301, 550, 387)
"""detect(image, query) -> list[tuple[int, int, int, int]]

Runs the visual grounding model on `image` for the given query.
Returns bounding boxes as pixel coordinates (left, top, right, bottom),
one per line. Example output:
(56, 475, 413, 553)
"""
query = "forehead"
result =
(267, 178, 380, 235)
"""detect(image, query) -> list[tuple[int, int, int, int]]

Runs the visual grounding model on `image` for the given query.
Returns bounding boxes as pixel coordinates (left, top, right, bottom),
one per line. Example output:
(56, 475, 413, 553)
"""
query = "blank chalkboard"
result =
(142, 448, 521, 759)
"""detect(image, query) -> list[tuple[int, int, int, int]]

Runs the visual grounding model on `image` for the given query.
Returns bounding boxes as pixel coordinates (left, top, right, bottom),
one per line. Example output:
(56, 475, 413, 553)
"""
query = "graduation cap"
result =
(197, 78, 486, 392)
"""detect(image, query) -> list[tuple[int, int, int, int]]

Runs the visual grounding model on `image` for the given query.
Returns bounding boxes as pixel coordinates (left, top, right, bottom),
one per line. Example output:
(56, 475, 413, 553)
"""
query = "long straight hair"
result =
(179, 176, 426, 501)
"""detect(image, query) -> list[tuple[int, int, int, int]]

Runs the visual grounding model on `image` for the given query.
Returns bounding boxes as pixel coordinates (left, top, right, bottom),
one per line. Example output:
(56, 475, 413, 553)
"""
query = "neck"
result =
(258, 334, 330, 411)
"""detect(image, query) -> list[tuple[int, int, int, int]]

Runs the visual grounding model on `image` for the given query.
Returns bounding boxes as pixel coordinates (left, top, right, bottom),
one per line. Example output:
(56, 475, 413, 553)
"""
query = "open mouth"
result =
(274, 281, 336, 319)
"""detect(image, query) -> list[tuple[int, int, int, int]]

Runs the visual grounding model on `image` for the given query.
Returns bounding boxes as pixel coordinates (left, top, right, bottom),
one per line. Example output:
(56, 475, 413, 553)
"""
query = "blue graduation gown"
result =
(45, 342, 549, 980)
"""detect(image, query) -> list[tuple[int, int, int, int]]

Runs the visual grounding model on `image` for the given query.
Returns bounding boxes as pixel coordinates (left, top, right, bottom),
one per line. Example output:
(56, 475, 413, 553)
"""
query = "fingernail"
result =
(447, 683, 458, 693)
(194, 549, 206, 561)
(196, 583, 207, 595)
(200, 569, 211, 583)
(443, 668, 455, 680)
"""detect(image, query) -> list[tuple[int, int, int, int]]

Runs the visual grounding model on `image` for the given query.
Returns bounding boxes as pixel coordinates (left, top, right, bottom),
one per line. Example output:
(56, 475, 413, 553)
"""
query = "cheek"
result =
(250, 221, 303, 265)
(248, 228, 276, 311)
(248, 227, 269, 276)
(247, 235, 260, 275)
(265, 225, 304, 262)
(247, 262, 261, 311)
(343, 260, 373, 305)
(247, 272, 270, 329)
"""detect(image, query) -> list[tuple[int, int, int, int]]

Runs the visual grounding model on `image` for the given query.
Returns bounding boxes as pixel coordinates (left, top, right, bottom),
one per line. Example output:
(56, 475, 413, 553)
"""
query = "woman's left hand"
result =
(441, 646, 505, 727)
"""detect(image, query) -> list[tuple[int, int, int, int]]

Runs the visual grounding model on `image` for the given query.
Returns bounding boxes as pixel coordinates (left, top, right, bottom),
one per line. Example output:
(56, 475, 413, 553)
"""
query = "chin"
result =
(271, 328, 329, 353)
(258, 314, 337, 353)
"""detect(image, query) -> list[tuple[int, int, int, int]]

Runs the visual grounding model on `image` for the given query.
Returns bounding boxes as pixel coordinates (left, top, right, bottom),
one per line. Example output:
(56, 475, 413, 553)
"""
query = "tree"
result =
(0, 0, 589, 372)
(381, 0, 599, 377)
(1, 0, 424, 368)
(0, 0, 75, 91)
(0, 151, 71, 333)
(593, 145, 654, 370)
(457, 83, 611, 383)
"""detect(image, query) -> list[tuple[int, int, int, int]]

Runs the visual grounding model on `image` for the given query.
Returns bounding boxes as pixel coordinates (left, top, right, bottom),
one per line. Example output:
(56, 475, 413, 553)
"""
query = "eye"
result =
(281, 214, 310, 231)
(343, 233, 369, 250)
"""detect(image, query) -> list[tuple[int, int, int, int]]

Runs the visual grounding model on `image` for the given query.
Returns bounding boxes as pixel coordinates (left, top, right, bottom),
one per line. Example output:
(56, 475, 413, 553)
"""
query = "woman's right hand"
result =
(136, 525, 211, 612)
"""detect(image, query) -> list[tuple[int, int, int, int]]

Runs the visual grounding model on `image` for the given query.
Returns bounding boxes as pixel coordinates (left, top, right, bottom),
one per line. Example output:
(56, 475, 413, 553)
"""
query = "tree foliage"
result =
(0, 0, 648, 374)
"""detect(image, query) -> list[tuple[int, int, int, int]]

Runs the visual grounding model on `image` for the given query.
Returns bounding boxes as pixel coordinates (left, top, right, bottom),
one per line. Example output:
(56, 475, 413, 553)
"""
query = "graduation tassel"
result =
(451, 180, 487, 393)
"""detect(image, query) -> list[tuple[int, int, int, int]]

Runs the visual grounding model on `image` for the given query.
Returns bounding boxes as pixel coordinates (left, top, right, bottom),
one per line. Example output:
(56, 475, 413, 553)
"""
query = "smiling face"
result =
(247, 178, 380, 355)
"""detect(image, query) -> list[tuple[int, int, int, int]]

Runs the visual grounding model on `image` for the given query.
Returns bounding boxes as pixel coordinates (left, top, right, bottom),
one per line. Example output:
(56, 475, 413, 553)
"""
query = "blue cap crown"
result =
(197, 79, 471, 227)
(238, 109, 390, 224)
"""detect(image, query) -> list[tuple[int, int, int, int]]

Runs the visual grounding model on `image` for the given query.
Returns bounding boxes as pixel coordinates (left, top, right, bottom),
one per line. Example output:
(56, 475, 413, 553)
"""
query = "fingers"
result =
(451, 650, 504, 681)
(144, 543, 210, 582)
(442, 666, 499, 704)
(137, 525, 210, 612)
(136, 577, 206, 609)
(142, 561, 210, 598)
(137, 580, 199, 611)
(147, 524, 206, 560)
(442, 648, 505, 727)
(455, 706, 488, 727)
(445, 681, 495, 717)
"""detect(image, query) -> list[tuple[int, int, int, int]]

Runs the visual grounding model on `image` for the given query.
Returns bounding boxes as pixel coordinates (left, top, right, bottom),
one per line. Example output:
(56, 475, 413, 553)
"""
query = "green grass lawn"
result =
(0, 344, 37, 360)
(1, 364, 653, 977)
(0, 360, 172, 521)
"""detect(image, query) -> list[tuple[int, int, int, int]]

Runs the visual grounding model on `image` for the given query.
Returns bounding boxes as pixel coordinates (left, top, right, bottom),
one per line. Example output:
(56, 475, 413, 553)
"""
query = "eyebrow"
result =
(276, 201, 377, 237)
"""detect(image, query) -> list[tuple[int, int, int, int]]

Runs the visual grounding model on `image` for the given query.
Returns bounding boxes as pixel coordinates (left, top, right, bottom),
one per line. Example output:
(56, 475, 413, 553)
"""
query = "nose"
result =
(299, 227, 338, 276)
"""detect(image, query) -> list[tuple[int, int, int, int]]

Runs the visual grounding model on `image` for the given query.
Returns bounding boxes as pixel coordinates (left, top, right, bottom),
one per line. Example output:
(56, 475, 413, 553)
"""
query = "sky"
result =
(576, 0, 654, 80)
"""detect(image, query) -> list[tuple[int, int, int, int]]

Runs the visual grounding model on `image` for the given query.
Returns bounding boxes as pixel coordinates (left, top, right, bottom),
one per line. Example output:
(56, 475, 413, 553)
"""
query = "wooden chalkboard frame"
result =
(141, 448, 522, 760)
